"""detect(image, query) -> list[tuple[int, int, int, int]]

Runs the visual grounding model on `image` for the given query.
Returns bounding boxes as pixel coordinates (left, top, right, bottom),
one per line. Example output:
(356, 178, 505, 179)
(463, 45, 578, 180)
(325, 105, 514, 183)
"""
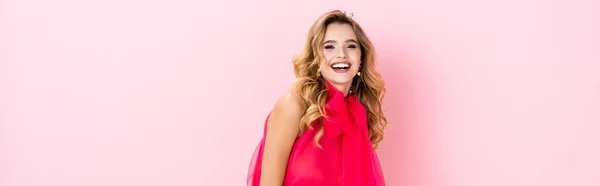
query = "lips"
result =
(330, 61, 351, 70)
(330, 61, 352, 73)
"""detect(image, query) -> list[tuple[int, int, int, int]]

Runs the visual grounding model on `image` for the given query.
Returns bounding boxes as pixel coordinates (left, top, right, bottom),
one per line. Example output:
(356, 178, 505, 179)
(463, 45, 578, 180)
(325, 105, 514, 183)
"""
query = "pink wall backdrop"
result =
(1, 0, 599, 185)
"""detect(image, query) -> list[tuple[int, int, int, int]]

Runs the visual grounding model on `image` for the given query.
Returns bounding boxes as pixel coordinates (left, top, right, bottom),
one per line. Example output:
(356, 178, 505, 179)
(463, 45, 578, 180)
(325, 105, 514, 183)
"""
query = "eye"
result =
(347, 44, 357, 49)
(324, 45, 335, 50)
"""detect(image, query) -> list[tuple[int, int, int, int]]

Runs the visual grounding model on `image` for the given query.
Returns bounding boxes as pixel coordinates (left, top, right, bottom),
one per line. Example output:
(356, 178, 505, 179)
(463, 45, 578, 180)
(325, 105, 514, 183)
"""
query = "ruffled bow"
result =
(322, 80, 377, 185)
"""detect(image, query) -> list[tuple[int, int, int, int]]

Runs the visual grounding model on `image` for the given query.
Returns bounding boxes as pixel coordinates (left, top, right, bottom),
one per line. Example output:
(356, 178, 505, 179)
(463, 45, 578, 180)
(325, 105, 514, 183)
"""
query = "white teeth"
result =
(332, 63, 350, 68)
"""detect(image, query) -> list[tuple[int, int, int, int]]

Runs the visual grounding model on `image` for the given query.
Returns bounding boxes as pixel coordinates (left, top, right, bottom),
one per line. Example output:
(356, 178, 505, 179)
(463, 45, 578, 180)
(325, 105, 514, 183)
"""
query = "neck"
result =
(327, 81, 352, 97)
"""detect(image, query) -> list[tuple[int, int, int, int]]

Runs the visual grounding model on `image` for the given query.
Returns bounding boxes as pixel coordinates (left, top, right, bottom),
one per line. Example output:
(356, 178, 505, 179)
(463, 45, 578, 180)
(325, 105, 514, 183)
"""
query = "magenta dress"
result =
(247, 80, 386, 186)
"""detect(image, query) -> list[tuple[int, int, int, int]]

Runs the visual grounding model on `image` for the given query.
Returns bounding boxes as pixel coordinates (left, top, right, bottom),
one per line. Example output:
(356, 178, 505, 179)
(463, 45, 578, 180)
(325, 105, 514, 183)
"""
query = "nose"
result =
(336, 48, 347, 59)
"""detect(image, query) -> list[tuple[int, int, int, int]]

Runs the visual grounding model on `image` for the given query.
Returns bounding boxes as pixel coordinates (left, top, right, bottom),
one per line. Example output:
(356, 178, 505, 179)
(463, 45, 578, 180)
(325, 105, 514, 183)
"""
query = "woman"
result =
(247, 10, 388, 186)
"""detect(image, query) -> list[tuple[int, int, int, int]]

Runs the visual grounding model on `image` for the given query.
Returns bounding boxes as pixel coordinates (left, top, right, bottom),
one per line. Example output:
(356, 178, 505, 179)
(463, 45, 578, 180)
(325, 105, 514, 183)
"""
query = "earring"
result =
(357, 71, 361, 76)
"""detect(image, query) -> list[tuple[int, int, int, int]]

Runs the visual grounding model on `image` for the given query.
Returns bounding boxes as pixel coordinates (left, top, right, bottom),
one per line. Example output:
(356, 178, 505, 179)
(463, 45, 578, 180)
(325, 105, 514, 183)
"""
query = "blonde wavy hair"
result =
(293, 10, 388, 148)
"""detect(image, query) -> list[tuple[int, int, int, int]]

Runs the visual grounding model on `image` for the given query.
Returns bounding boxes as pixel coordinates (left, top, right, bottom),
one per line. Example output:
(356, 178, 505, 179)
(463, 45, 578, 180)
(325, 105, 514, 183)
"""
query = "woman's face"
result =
(319, 22, 362, 87)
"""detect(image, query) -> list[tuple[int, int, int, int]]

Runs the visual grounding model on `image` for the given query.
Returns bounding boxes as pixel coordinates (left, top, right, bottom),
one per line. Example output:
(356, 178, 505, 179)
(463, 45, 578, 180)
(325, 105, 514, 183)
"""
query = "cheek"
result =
(350, 51, 361, 62)
(323, 51, 335, 60)
(319, 60, 329, 71)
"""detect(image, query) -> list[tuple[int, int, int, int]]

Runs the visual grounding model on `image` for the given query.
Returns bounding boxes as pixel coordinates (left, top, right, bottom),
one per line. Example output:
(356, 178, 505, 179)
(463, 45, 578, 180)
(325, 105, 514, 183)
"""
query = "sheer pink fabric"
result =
(247, 80, 386, 186)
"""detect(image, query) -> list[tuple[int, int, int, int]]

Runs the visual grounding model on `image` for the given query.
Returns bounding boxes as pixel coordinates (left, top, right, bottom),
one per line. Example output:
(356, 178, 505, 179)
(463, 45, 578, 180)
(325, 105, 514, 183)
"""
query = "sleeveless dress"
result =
(247, 80, 386, 186)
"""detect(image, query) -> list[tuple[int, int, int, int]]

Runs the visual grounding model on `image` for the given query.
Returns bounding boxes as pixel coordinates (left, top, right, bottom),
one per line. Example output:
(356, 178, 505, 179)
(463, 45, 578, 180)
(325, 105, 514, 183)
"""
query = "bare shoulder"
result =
(260, 88, 303, 185)
(265, 87, 305, 138)
(271, 89, 304, 120)
(260, 89, 305, 185)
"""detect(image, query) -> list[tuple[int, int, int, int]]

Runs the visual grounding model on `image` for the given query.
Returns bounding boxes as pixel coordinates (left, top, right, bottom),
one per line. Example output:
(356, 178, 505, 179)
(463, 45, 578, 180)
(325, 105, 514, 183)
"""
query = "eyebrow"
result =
(323, 39, 358, 44)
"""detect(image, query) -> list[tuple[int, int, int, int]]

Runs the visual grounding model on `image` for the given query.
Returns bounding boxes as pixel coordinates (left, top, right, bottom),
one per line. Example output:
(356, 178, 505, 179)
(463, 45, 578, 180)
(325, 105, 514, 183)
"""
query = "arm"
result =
(260, 92, 303, 186)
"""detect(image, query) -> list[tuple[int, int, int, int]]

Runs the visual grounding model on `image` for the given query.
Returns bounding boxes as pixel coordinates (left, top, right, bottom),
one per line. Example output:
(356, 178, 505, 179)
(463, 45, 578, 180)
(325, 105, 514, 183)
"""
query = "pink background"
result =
(1, 0, 599, 186)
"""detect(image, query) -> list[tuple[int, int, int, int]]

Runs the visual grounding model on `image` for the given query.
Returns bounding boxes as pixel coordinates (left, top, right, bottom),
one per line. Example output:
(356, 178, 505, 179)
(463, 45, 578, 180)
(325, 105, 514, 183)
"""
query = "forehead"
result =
(323, 22, 357, 41)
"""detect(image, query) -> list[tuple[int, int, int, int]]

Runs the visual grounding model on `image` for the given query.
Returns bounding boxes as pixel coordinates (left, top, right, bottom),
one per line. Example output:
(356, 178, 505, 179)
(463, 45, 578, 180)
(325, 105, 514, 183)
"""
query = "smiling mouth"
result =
(329, 61, 352, 73)
(330, 62, 351, 70)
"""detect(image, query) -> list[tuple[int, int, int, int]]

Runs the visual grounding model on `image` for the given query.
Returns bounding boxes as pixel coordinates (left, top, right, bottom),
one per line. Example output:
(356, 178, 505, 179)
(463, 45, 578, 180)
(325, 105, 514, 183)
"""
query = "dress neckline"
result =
(324, 79, 356, 100)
